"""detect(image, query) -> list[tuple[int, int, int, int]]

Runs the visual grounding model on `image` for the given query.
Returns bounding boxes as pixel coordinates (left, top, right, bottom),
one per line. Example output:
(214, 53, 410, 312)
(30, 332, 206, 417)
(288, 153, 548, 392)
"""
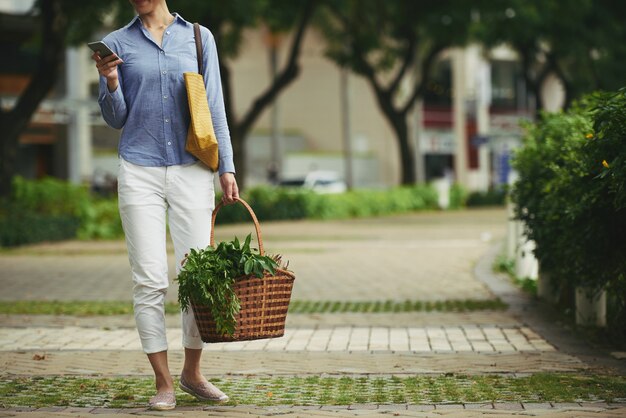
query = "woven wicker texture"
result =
(192, 198, 295, 343)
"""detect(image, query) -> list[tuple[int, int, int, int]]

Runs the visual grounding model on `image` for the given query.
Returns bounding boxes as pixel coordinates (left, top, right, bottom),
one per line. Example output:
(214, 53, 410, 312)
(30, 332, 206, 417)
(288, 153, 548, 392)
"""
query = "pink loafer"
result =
(148, 391, 176, 410)
(179, 376, 229, 403)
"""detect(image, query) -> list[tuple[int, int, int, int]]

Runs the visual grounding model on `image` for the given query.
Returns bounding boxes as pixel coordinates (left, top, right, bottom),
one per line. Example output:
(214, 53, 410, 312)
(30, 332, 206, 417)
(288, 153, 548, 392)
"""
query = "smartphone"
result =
(87, 41, 115, 58)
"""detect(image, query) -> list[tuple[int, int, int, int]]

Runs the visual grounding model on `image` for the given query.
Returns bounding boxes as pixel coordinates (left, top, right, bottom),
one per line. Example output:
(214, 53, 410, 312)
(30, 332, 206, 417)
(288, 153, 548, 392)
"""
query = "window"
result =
(490, 60, 524, 110)
(423, 59, 452, 107)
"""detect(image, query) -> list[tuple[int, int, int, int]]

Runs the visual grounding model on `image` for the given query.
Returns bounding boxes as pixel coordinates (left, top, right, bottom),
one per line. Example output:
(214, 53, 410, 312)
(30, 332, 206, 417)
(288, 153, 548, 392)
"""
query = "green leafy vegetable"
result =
(176, 234, 279, 337)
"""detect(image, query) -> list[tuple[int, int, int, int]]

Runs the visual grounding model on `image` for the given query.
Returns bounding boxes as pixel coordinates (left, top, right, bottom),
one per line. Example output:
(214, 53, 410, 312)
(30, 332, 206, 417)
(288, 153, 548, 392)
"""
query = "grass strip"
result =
(493, 254, 538, 295)
(0, 301, 180, 316)
(288, 299, 508, 314)
(0, 374, 624, 408)
(0, 298, 508, 316)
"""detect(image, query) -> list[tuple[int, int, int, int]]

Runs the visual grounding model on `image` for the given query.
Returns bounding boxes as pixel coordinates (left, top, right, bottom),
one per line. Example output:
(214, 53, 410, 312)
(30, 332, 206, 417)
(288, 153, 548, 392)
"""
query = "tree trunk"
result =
(368, 87, 416, 185)
(217, 0, 315, 190)
(0, 113, 25, 197)
(391, 114, 415, 185)
(231, 127, 246, 188)
(0, 0, 66, 198)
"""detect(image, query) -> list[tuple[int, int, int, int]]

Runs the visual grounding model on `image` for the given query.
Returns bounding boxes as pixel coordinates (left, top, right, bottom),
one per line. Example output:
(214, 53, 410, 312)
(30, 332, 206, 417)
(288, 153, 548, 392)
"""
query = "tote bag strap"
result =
(193, 22, 203, 75)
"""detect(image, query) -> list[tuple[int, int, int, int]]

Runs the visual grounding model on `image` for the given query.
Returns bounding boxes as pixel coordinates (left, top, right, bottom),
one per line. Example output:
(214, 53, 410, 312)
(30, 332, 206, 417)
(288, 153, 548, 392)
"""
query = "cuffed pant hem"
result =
(142, 343, 169, 355)
(182, 338, 205, 350)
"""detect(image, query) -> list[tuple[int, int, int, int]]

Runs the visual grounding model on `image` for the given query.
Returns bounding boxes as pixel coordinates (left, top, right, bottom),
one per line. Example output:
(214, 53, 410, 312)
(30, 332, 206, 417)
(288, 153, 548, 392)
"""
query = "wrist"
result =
(107, 78, 119, 93)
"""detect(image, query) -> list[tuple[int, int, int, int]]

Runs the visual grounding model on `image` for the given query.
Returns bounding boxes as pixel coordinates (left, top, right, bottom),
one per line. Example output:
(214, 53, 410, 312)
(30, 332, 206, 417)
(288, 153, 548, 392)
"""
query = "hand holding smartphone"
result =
(89, 41, 123, 92)
(88, 41, 115, 58)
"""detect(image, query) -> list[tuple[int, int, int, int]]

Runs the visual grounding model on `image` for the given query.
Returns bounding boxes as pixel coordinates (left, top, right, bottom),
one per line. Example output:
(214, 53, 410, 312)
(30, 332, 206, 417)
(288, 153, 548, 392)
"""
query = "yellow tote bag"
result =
(184, 23, 219, 172)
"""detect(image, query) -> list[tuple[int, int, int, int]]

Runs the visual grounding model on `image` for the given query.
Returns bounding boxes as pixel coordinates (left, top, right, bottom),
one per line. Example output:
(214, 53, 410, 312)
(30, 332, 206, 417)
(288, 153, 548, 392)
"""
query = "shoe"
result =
(179, 376, 229, 402)
(148, 391, 176, 410)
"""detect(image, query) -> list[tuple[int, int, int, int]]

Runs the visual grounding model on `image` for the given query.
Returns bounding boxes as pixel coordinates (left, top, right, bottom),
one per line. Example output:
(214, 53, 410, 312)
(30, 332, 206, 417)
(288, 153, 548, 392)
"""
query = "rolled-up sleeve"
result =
(203, 29, 235, 175)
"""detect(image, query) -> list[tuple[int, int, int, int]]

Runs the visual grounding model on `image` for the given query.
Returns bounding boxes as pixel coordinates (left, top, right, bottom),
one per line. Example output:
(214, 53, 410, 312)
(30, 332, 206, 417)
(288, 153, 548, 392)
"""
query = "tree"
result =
(317, 0, 474, 185)
(0, 0, 316, 196)
(112, 0, 317, 187)
(475, 0, 626, 113)
(0, 0, 112, 197)
(201, 0, 317, 187)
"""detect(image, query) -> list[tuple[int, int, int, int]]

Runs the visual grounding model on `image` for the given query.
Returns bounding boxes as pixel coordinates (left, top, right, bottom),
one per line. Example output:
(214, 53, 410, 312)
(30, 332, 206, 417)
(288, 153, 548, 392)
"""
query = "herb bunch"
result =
(176, 234, 279, 337)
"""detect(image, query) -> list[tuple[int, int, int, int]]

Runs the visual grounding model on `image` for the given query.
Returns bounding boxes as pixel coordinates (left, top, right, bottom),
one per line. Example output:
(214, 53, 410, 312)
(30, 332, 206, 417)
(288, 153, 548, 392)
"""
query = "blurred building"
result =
(232, 30, 558, 190)
(1, 2, 564, 190)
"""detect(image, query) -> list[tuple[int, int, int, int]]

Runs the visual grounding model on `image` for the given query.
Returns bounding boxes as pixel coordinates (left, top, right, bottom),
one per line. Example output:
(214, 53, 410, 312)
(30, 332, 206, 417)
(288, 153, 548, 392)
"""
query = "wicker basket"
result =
(191, 198, 295, 343)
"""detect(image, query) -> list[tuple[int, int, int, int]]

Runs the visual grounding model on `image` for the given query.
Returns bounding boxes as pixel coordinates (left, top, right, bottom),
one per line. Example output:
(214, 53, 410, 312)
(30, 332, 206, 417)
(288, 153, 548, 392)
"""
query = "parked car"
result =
(279, 170, 347, 194)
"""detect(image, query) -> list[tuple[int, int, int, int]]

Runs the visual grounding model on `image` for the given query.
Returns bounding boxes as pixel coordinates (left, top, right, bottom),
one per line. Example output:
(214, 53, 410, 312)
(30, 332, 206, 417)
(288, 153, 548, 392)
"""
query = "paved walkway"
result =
(0, 215, 493, 302)
(1, 209, 625, 417)
(2, 403, 626, 417)
(0, 323, 555, 353)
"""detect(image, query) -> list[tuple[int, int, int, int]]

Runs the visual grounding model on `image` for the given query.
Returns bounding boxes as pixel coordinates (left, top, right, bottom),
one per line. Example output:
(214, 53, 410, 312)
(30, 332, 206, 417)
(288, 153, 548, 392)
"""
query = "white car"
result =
(280, 171, 347, 194)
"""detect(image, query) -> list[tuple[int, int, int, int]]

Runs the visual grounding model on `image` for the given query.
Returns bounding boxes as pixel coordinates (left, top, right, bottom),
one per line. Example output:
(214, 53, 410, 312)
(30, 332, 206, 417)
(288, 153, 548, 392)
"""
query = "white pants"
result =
(118, 158, 215, 354)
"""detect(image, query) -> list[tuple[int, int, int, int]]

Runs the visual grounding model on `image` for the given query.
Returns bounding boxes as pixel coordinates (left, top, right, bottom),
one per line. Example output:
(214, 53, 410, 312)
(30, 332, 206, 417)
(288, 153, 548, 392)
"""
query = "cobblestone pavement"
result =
(0, 210, 497, 302)
(1, 209, 625, 417)
(2, 404, 626, 417)
(0, 324, 555, 353)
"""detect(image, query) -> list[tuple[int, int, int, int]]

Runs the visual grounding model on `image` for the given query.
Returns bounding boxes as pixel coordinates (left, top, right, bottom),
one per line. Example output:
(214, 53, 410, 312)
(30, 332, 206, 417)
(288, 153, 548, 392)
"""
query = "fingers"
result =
(220, 174, 239, 205)
(92, 53, 123, 77)
(227, 183, 240, 204)
(91, 52, 121, 64)
(222, 184, 237, 205)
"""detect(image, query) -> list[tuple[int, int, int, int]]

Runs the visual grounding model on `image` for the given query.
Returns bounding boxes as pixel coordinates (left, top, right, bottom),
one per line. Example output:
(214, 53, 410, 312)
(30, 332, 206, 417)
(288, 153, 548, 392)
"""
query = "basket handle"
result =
(210, 197, 264, 256)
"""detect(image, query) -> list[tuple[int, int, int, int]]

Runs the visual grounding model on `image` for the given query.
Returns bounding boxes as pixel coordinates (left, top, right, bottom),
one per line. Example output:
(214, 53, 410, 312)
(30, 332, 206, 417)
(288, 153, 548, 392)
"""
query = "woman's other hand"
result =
(219, 173, 239, 205)
(91, 52, 123, 92)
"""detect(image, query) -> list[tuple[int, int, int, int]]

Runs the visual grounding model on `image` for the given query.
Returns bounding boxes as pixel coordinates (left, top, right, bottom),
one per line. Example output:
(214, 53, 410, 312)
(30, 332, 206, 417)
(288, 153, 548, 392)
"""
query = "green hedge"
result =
(1, 177, 440, 247)
(216, 185, 439, 224)
(0, 176, 124, 247)
(0, 206, 80, 247)
(511, 88, 626, 332)
(466, 188, 507, 207)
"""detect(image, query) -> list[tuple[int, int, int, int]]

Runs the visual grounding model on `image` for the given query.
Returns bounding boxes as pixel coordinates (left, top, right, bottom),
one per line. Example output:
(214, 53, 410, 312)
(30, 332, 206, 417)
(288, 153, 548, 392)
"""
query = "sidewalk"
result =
(1, 208, 625, 417)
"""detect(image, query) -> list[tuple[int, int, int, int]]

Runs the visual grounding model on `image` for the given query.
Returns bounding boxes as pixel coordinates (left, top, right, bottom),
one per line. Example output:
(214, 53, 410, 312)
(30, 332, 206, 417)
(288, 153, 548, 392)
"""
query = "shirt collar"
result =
(127, 12, 187, 30)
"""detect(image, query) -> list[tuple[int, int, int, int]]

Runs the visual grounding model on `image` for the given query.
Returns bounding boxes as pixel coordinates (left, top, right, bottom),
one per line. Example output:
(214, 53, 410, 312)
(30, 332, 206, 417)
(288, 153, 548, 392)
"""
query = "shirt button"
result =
(162, 70, 167, 75)
(167, 142, 172, 145)
(166, 31, 170, 35)
(165, 118, 170, 123)
(160, 50, 164, 54)
(163, 95, 168, 99)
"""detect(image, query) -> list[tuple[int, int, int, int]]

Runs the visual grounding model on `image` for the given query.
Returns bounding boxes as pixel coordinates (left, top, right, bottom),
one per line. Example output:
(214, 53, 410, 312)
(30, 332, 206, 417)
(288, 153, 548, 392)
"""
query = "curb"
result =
(2, 402, 626, 415)
(474, 243, 626, 376)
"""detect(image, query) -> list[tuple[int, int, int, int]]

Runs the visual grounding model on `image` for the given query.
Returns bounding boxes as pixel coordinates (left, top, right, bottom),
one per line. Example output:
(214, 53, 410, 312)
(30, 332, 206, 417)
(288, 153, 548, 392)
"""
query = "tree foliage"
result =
(0, 0, 115, 197)
(475, 0, 626, 111)
(89, 0, 318, 187)
(0, 0, 316, 196)
(317, 0, 475, 184)
(511, 90, 626, 323)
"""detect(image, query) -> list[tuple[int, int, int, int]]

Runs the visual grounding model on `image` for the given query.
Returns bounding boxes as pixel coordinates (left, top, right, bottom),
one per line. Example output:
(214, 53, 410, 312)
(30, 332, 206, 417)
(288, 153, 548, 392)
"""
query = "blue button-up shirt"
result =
(98, 13, 235, 175)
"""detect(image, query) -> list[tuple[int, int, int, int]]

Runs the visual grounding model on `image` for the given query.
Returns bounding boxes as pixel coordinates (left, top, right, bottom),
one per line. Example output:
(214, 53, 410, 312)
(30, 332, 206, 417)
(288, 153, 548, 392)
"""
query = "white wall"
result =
(230, 28, 400, 186)
(0, 0, 35, 12)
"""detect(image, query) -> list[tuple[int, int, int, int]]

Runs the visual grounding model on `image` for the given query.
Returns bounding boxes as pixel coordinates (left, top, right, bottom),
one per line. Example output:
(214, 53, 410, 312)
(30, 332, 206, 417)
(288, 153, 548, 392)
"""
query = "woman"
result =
(92, 0, 238, 410)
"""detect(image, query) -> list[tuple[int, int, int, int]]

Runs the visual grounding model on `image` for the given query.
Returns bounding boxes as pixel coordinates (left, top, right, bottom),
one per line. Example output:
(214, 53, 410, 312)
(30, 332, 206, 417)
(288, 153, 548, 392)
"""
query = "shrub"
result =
(466, 188, 507, 207)
(0, 176, 124, 247)
(511, 89, 626, 330)
(448, 183, 468, 209)
(512, 107, 593, 283)
(11, 175, 90, 216)
(0, 202, 80, 246)
(2, 177, 440, 245)
(77, 198, 123, 240)
(215, 184, 439, 224)
(584, 89, 626, 333)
